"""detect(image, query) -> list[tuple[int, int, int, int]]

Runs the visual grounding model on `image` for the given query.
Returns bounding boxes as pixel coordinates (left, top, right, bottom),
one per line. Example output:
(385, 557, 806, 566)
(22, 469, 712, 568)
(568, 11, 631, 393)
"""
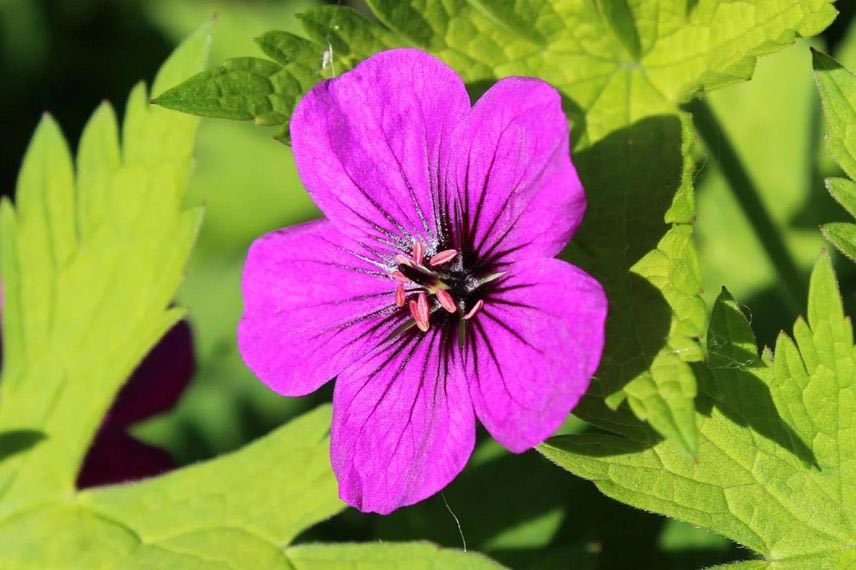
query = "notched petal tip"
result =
(289, 47, 470, 252)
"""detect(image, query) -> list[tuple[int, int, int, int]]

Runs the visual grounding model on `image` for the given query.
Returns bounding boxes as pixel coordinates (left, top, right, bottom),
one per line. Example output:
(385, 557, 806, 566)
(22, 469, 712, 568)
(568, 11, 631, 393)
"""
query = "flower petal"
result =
(238, 219, 407, 396)
(464, 258, 606, 452)
(451, 78, 585, 265)
(291, 49, 470, 257)
(331, 329, 474, 514)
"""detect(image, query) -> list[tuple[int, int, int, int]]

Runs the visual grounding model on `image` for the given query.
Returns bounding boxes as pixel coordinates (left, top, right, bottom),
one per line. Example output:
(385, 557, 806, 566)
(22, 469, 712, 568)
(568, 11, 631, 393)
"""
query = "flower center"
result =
(388, 241, 494, 334)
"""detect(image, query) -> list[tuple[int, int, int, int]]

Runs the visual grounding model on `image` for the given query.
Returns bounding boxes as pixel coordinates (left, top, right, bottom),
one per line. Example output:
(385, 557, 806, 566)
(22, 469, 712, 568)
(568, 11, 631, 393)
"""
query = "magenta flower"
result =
(238, 49, 607, 514)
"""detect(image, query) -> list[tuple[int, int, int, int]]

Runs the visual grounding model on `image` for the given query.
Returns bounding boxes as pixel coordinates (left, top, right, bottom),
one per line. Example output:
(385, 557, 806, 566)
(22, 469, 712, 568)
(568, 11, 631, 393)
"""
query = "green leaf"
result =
(567, 115, 705, 455)
(157, 1, 836, 148)
(155, 6, 401, 142)
(285, 542, 504, 569)
(0, 400, 503, 570)
(0, 22, 500, 569)
(814, 48, 856, 260)
(78, 405, 341, 548)
(821, 222, 856, 261)
(3, 404, 495, 568)
(695, 40, 829, 337)
(540, 252, 856, 568)
(154, 0, 835, 453)
(826, 177, 856, 218)
(0, 20, 212, 517)
(0, 407, 337, 568)
(814, 49, 856, 180)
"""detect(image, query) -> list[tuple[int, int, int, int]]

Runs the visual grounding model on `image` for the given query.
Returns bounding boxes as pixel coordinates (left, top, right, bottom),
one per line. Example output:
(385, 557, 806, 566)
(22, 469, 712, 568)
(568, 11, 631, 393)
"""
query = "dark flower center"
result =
(387, 241, 500, 336)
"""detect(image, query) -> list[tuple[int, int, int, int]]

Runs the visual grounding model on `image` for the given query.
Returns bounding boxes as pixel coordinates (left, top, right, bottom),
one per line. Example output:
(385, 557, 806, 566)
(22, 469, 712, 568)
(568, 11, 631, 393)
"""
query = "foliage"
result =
(542, 252, 856, 568)
(1, 0, 854, 567)
(156, 0, 836, 456)
(694, 39, 832, 345)
(0, 23, 494, 569)
(814, 48, 856, 261)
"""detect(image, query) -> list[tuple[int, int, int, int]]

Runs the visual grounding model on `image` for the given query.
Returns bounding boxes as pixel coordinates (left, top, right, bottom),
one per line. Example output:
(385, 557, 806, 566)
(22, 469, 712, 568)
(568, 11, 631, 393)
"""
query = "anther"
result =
(395, 284, 406, 307)
(409, 299, 429, 332)
(463, 299, 484, 320)
(417, 292, 430, 323)
(395, 254, 412, 266)
(391, 271, 410, 284)
(413, 242, 425, 265)
(429, 249, 457, 266)
(435, 288, 457, 313)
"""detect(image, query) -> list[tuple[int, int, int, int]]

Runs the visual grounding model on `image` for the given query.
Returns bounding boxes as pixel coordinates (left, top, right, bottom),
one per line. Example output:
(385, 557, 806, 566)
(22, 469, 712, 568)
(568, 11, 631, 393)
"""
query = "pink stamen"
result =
(391, 271, 410, 284)
(417, 292, 430, 323)
(463, 299, 484, 320)
(435, 288, 457, 313)
(395, 284, 406, 307)
(409, 299, 429, 332)
(413, 242, 425, 265)
(395, 254, 412, 266)
(429, 249, 457, 266)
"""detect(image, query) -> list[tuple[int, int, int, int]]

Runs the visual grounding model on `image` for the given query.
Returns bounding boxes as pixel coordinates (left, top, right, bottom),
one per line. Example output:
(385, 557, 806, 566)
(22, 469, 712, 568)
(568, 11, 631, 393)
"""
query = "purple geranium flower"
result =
(238, 49, 607, 514)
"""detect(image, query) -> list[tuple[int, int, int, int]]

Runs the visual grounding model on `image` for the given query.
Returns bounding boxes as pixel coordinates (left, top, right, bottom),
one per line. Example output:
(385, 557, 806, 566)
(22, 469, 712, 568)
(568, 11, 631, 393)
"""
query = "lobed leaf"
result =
(0, 22, 500, 569)
(814, 49, 856, 261)
(540, 252, 856, 568)
(821, 222, 856, 261)
(0, 407, 337, 569)
(156, 1, 837, 148)
(0, 20, 211, 517)
(155, 7, 401, 142)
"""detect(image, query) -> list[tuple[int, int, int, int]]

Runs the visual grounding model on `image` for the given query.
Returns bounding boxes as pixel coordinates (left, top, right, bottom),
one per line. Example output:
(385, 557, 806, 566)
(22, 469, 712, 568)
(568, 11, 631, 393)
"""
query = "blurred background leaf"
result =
(695, 25, 856, 348)
(134, 0, 323, 465)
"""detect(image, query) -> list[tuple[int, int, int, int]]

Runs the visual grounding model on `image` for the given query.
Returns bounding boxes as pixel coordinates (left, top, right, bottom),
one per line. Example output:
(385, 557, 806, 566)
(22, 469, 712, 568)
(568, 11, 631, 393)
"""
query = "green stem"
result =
(686, 98, 805, 313)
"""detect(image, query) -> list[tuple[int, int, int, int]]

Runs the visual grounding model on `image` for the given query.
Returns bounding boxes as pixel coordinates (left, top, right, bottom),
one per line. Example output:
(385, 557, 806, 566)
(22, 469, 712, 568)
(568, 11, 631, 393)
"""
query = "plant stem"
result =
(686, 98, 805, 313)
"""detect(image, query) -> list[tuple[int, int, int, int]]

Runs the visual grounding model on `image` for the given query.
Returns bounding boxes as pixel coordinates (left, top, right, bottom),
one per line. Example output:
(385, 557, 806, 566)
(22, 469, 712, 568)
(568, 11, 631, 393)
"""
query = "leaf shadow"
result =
(0, 430, 46, 464)
(299, 428, 745, 566)
(699, 298, 819, 468)
(567, 115, 685, 405)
